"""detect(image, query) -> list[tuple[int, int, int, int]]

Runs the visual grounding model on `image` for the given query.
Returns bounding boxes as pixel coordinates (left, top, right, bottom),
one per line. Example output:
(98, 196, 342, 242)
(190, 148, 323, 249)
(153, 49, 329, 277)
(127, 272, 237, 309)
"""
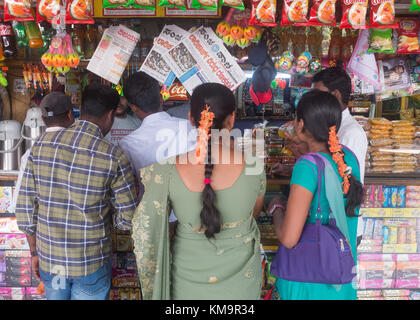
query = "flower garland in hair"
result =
(195, 105, 215, 165)
(328, 126, 351, 194)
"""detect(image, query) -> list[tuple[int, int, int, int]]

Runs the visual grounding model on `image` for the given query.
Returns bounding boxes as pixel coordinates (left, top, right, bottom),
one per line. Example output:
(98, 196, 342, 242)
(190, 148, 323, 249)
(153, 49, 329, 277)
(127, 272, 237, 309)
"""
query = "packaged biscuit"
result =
(159, 0, 186, 10)
(280, 0, 308, 26)
(369, 0, 398, 29)
(372, 160, 393, 167)
(371, 165, 393, 173)
(370, 139, 393, 147)
(371, 118, 393, 126)
(373, 219, 384, 239)
(396, 18, 420, 54)
(250, 0, 277, 26)
(4, 0, 34, 21)
(398, 227, 407, 244)
(221, 0, 245, 10)
(340, 0, 368, 29)
(65, 0, 94, 24)
(389, 226, 398, 244)
(371, 154, 394, 161)
(192, 0, 217, 10)
(369, 28, 395, 54)
(308, 0, 336, 26)
(37, 0, 60, 24)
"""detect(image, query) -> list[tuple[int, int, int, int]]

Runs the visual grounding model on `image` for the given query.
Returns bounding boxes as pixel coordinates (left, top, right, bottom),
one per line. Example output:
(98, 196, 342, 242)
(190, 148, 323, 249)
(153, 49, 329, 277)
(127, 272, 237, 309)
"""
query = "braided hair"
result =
(190, 83, 236, 238)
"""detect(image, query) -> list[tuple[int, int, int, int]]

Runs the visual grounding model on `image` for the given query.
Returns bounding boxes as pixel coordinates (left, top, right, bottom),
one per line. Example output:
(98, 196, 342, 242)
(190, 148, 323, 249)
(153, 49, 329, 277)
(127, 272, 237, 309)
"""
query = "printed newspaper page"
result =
(87, 25, 140, 85)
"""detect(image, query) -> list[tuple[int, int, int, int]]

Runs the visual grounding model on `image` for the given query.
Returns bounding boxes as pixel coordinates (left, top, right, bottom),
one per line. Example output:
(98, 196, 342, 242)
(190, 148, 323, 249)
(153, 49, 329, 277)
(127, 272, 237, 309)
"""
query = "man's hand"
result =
(31, 256, 41, 281)
(269, 162, 292, 177)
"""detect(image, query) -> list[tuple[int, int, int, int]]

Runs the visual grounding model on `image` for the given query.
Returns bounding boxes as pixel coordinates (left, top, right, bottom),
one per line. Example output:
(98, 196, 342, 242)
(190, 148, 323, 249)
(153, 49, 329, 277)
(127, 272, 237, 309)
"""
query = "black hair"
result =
(312, 67, 352, 105)
(190, 83, 236, 239)
(296, 90, 363, 217)
(80, 83, 120, 118)
(123, 71, 161, 113)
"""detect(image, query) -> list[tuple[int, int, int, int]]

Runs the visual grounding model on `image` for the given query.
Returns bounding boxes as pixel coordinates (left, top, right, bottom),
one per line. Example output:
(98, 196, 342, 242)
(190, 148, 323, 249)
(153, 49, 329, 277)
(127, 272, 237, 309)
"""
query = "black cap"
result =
(39, 92, 73, 118)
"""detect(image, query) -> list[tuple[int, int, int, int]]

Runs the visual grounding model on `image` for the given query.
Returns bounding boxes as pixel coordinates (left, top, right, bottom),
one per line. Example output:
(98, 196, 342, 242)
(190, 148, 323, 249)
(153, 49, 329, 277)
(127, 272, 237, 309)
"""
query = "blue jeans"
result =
(39, 260, 111, 300)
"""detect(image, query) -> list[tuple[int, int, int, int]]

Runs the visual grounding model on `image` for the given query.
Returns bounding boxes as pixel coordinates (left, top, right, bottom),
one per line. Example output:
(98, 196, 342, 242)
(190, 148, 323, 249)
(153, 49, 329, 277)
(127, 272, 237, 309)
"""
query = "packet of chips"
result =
(103, 0, 131, 8)
(220, 0, 245, 10)
(159, 0, 186, 10)
(191, 0, 218, 11)
(280, 0, 308, 26)
(368, 28, 395, 54)
(308, 0, 336, 26)
(369, 0, 398, 29)
(65, 0, 95, 24)
(249, 0, 277, 27)
(410, 0, 420, 12)
(396, 18, 420, 54)
(37, 0, 60, 24)
(339, 0, 368, 29)
(4, 0, 34, 22)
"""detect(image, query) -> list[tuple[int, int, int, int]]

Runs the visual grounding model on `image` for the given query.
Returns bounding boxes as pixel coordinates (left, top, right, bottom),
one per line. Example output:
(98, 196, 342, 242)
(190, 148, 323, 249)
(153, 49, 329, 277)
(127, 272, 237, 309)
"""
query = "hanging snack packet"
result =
(340, 0, 368, 29)
(65, 0, 95, 24)
(220, 0, 245, 10)
(103, 0, 130, 8)
(37, 0, 61, 24)
(159, 0, 186, 10)
(280, 0, 308, 26)
(410, 0, 420, 11)
(308, 0, 336, 26)
(368, 28, 394, 53)
(396, 18, 420, 54)
(249, 0, 277, 27)
(4, 0, 34, 21)
(191, 0, 218, 11)
(369, 0, 398, 28)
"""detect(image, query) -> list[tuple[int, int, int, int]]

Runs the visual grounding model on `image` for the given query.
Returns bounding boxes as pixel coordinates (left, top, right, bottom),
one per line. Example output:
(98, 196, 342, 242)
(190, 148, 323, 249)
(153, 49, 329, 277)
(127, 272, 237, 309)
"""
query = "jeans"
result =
(39, 260, 111, 300)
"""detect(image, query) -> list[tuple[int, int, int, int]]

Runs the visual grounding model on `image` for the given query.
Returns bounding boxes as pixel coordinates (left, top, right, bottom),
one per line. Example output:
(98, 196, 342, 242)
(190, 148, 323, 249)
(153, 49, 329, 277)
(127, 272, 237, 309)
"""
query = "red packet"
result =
(339, 0, 368, 29)
(280, 0, 309, 26)
(65, 0, 94, 24)
(308, 0, 337, 26)
(3, 0, 34, 22)
(249, 0, 277, 27)
(369, 0, 398, 29)
(37, 0, 61, 24)
(396, 18, 420, 54)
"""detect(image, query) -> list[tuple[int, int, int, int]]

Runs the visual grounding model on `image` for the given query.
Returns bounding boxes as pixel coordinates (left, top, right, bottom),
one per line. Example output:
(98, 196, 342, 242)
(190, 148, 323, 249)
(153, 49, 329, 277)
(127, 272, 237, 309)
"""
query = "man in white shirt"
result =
(104, 96, 142, 146)
(312, 67, 368, 182)
(119, 71, 196, 181)
(12, 92, 75, 211)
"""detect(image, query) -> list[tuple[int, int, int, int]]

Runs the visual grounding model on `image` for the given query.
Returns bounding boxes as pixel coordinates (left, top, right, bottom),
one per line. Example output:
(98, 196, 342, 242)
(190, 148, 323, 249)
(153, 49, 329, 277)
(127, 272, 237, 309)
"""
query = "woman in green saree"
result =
(132, 83, 266, 300)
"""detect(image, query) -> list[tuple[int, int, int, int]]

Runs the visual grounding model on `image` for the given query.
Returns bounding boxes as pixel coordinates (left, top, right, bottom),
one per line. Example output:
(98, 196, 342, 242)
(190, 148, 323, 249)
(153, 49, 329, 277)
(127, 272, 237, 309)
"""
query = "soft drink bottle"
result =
(0, 23, 17, 57)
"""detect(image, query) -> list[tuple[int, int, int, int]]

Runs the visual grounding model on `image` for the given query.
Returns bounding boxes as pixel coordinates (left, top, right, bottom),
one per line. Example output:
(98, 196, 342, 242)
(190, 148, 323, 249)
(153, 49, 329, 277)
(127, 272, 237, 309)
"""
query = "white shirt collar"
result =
(46, 126, 65, 132)
(142, 111, 171, 125)
(342, 108, 351, 121)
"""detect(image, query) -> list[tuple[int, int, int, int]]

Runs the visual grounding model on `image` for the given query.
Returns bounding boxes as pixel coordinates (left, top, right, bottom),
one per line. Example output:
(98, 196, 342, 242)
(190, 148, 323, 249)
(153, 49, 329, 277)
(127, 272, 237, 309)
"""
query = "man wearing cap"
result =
(12, 92, 75, 213)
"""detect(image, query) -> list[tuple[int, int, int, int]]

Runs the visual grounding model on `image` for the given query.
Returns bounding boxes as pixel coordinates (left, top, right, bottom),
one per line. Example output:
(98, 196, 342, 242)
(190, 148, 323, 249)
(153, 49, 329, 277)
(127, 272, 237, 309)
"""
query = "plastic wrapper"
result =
(158, 0, 186, 10)
(369, 139, 393, 147)
(370, 118, 392, 126)
(396, 18, 420, 54)
(103, 0, 130, 8)
(410, 0, 420, 12)
(280, 0, 308, 26)
(370, 165, 393, 172)
(191, 0, 217, 11)
(250, 0, 277, 26)
(37, 0, 61, 23)
(339, 0, 368, 29)
(221, 0, 245, 10)
(392, 120, 415, 127)
(65, 0, 94, 24)
(3, 0, 34, 21)
(308, 0, 336, 26)
(369, 0, 398, 29)
(371, 154, 393, 161)
(24, 21, 44, 49)
(368, 28, 394, 54)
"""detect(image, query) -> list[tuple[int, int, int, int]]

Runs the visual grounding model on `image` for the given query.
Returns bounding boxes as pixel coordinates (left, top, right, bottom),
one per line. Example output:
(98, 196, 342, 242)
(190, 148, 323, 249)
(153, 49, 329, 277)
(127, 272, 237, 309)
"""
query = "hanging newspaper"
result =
(87, 25, 140, 85)
(140, 25, 190, 87)
(163, 26, 246, 95)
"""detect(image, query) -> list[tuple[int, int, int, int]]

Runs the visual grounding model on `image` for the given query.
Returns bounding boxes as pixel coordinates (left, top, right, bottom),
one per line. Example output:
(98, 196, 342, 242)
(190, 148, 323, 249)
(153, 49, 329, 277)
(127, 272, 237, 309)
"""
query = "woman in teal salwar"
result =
(132, 83, 266, 300)
(268, 90, 364, 300)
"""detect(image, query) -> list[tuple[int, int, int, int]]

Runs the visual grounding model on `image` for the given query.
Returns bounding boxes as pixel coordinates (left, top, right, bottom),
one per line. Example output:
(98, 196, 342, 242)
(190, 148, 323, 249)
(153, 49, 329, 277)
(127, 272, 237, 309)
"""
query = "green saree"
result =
(132, 157, 266, 300)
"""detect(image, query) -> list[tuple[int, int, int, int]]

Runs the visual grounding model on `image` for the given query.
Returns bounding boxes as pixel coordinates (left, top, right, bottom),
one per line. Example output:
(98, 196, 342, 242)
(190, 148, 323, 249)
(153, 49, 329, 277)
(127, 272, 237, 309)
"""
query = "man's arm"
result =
(110, 153, 140, 231)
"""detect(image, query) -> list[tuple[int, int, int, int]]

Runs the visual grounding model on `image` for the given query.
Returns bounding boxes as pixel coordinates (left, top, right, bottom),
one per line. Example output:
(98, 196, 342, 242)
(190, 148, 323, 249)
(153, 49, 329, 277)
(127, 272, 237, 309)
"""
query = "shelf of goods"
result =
(0, 173, 142, 300)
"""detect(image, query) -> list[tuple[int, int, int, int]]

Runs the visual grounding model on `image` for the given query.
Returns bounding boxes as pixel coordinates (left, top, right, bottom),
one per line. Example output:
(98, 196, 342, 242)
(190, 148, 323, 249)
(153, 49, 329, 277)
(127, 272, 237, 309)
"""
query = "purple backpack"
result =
(270, 151, 357, 284)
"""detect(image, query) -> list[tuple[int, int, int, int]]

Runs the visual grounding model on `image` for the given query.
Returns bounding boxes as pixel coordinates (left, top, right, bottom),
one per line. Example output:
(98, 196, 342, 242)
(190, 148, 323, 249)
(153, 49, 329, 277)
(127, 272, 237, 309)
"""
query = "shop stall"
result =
(0, 0, 419, 300)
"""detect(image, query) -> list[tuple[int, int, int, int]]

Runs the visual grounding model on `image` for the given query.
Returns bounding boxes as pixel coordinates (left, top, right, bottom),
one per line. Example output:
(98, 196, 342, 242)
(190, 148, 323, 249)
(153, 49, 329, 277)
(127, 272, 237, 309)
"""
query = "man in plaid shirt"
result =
(15, 84, 139, 300)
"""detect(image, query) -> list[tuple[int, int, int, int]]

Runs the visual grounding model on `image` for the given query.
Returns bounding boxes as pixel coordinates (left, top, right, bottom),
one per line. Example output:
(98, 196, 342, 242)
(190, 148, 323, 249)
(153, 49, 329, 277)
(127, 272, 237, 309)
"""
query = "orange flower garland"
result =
(195, 105, 215, 165)
(328, 126, 351, 194)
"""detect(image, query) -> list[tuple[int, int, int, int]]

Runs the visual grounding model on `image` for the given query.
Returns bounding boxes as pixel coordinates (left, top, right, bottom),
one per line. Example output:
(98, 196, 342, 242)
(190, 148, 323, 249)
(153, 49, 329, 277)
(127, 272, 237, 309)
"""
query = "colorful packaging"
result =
(368, 28, 394, 54)
(390, 187, 399, 208)
(396, 18, 420, 54)
(339, 0, 368, 29)
(373, 219, 384, 239)
(410, 0, 420, 12)
(369, 0, 398, 28)
(364, 218, 375, 239)
(3, 0, 34, 21)
(397, 186, 406, 208)
(280, 0, 308, 26)
(398, 227, 407, 244)
(389, 227, 398, 244)
(65, 0, 94, 24)
(308, 0, 336, 26)
(382, 186, 391, 208)
(249, 0, 277, 26)
(383, 226, 390, 244)
(37, 0, 61, 24)
(103, 0, 131, 8)
(158, 0, 186, 10)
(191, 0, 217, 11)
(221, 0, 245, 10)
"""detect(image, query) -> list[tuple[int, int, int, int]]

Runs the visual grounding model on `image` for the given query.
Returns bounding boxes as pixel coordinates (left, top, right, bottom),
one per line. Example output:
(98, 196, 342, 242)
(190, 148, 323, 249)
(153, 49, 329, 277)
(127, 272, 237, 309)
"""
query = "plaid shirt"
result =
(15, 120, 139, 277)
